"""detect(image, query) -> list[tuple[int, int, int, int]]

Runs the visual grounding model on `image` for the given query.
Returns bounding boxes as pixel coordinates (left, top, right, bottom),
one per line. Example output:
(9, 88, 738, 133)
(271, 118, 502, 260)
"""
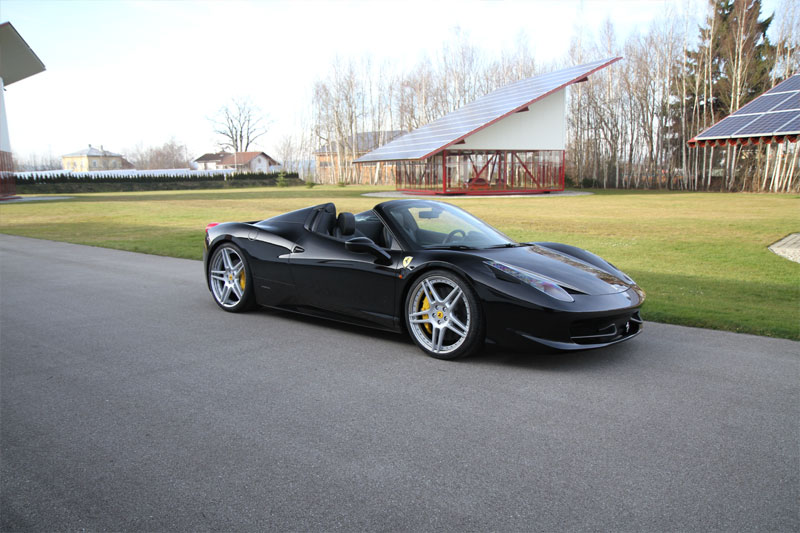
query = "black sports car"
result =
(204, 199, 644, 359)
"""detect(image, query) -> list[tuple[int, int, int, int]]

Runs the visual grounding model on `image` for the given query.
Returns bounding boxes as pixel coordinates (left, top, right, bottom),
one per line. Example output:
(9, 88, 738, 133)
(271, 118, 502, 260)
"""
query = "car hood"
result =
(480, 244, 633, 296)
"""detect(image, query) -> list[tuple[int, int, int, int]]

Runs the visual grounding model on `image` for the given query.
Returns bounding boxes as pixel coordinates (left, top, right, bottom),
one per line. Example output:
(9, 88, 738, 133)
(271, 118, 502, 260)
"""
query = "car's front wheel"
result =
(405, 270, 483, 359)
(208, 243, 254, 312)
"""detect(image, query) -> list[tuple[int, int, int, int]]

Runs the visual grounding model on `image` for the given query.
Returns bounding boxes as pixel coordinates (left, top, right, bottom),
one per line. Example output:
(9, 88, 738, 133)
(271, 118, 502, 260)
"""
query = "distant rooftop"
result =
(218, 152, 279, 166)
(62, 145, 123, 157)
(193, 151, 229, 163)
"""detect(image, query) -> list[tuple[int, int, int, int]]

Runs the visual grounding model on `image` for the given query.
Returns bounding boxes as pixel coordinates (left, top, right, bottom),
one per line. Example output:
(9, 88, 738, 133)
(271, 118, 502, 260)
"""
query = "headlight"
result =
(485, 260, 574, 302)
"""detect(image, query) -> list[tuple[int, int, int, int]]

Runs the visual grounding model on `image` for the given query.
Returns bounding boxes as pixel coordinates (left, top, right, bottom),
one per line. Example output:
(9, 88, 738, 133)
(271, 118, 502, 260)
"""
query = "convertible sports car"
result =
(204, 199, 644, 359)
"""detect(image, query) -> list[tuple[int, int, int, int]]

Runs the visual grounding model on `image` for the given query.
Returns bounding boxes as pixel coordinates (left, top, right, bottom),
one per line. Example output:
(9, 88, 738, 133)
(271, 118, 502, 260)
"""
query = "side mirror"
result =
(345, 237, 392, 265)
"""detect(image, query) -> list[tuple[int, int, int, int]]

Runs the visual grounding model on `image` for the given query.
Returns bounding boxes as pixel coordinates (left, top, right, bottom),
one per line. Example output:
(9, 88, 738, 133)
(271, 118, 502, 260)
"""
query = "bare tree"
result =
(127, 138, 191, 169)
(275, 125, 314, 179)
(772, 0, 800, 84)
(211, 97, 269, 152)
(276, 134, 297, 173)
(304, 7, 796, 193)
(13, 150, 61, 171)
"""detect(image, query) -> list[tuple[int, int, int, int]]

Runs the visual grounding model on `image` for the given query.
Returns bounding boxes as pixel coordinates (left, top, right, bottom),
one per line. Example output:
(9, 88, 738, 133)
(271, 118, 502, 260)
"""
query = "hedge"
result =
(14, 172, 303, 193)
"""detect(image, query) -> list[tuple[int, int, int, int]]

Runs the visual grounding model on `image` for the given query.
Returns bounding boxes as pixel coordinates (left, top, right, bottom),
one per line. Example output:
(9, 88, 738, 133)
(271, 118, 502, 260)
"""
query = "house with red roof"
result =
(193, 151, 279, 172)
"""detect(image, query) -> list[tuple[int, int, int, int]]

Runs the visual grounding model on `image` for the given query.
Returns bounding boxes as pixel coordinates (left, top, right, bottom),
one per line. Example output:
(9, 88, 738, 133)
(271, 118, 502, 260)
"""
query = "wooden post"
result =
(786, 143, 798, 192)
(771, 143, 783, 192)
(442, 150, 447, 194)
(777, 141, 793, 192)
(707, 146, 714, 190)
(761, 143, 772, 191)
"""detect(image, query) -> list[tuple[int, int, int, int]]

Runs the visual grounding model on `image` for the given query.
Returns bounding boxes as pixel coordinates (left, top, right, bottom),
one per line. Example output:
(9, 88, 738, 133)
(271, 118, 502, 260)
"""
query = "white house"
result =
(193, 151, 280, 172)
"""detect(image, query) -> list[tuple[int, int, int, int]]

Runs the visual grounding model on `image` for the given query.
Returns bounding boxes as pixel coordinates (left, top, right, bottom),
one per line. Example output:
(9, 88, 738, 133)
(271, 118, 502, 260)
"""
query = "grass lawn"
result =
(1, 186, 798, 341)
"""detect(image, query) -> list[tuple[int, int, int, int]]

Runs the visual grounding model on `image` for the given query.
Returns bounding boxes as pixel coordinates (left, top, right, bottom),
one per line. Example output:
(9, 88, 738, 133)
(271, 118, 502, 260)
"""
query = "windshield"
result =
(383, 201, 515, 249)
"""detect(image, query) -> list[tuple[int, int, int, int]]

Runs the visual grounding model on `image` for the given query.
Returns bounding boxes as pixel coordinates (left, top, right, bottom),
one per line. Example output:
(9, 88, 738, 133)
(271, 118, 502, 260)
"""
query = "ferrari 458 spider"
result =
(204, 199, 644, 359)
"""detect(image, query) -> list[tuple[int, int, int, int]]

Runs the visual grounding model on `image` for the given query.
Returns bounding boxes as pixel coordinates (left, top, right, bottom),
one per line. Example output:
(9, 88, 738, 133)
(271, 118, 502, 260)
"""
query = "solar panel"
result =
(732, 93, 793, 115)
(694, 74, 800, 141)
(771, 93, 800, 112)
(765, 75, 800, 94)
(355, 57, 621, 162)
(779, 115, 800, 133)
(738, 110, 799, 135)
(696, 115, 758, 138)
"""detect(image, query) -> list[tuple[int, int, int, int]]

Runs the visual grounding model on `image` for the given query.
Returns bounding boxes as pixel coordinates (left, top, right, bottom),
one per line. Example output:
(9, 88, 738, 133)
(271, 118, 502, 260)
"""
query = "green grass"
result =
(1, 186, 798, 340)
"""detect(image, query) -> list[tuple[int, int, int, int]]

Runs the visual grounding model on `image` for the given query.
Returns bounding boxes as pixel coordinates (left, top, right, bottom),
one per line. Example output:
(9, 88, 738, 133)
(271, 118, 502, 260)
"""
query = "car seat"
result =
(333, 212, 355, 239)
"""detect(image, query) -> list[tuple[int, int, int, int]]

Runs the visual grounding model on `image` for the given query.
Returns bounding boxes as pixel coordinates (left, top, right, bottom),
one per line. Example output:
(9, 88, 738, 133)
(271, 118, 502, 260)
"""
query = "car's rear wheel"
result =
(208, 243, 254, 312)
(405, 270, 483, 359)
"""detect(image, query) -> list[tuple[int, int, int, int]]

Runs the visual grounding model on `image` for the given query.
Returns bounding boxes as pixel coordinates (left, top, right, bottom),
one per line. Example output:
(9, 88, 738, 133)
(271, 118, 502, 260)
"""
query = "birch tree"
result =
(211, 97, 270, 152)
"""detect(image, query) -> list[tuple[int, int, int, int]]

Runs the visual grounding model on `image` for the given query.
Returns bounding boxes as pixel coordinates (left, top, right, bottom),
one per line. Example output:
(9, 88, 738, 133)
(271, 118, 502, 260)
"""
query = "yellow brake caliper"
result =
(420, 297, 432, 334)
(239, 267, 246, 290)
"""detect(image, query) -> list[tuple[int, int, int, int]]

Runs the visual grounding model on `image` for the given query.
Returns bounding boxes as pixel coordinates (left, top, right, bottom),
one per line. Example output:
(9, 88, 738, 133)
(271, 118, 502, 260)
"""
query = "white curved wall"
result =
(460, 89, 565, 151)
(0, 77, 11, 152)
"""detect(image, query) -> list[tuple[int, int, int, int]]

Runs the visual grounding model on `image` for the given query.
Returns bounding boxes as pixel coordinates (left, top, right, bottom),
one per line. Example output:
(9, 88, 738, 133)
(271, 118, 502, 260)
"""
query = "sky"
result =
(1, 0, 782, 162)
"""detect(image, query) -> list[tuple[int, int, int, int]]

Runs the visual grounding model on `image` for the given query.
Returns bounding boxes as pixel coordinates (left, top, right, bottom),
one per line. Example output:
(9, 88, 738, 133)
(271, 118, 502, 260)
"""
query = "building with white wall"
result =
(0, 22, 46, 198)
(62, 145, 132, 171)
(356, 58, 620, 195)
(193, 151, 279, 173)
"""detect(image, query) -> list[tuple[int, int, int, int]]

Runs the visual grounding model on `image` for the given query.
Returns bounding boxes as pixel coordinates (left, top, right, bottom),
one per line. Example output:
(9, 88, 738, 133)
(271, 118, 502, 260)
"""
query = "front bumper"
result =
(480, 286, 645, 351)
(511, 310, 643, 350)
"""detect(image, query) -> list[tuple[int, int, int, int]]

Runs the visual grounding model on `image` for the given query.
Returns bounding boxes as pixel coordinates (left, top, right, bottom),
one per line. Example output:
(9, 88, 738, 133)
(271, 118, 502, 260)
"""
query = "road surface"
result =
(1, 234, 798, 531)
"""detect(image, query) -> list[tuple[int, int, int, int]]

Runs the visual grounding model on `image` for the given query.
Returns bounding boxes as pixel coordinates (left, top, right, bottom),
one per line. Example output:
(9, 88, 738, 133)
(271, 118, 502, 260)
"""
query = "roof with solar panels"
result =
(355, 57, 621, 163)
(688, 74, 800, 147)
(0, 22, 46, 86)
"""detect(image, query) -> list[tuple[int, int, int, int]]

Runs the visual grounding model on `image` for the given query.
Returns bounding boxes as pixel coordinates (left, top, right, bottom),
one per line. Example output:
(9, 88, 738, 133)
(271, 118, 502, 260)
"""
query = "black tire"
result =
(404, 269, 484, 359)
(207, 243, 255, 312)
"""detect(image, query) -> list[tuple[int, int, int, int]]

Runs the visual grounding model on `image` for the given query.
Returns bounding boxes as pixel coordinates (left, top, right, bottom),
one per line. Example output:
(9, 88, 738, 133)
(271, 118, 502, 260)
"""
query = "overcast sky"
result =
(2, 0, 781, 161)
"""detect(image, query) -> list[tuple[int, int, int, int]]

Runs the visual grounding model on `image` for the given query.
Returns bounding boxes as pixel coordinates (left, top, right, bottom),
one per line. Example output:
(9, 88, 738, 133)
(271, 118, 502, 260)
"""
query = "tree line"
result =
(283, 0, 798, 191)
(15, 138, 193, 172)
(16, 102, 267, 173)
(16, 1, 797, 191)
(15, 171, 301, 194)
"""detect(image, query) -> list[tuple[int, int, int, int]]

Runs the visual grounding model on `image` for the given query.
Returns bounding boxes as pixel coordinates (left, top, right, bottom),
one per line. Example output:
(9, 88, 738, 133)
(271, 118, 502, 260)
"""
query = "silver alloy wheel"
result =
(209, 246, 246, 308)
(408, 275, 471, 355)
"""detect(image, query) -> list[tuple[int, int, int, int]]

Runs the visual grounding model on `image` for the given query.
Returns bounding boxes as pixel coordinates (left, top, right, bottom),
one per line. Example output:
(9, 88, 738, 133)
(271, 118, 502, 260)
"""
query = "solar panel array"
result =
(355, 57, 621, 163)
(694, 74, 800, 141)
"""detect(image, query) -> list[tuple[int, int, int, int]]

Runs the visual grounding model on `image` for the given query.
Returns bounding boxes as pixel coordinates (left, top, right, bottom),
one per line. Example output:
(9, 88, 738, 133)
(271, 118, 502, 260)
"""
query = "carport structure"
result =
(0, 22, 46, 199)
(688, 74, 800, 149)
(688, 74, 799, 191)
(355, 57, 620, 195)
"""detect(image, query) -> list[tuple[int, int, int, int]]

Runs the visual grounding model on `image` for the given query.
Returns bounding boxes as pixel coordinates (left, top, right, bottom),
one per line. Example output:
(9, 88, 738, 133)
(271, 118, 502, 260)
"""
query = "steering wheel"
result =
(444, 229, 467, 243)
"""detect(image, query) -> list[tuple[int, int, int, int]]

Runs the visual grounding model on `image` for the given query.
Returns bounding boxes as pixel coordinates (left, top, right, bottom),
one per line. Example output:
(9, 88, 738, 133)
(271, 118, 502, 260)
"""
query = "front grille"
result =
(569, 311, 641, 345)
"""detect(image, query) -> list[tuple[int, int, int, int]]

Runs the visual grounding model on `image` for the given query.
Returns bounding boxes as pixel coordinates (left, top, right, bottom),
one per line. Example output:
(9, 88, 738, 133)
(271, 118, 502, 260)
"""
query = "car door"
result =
(288, 222, 401, 330)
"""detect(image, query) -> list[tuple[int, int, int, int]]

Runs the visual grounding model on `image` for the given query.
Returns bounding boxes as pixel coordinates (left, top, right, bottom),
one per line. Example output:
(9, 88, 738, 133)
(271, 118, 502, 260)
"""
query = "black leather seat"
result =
(333, 212, 355, 239)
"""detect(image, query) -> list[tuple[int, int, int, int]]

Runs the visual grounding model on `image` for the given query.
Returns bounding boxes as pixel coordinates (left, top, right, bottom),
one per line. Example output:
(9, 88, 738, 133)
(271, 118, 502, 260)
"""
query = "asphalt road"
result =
(1, 234, 798, 532)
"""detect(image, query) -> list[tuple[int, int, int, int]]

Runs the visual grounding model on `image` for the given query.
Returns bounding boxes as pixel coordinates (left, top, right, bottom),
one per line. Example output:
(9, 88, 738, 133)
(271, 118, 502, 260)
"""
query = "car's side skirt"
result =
(259, 303, 404, 334)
